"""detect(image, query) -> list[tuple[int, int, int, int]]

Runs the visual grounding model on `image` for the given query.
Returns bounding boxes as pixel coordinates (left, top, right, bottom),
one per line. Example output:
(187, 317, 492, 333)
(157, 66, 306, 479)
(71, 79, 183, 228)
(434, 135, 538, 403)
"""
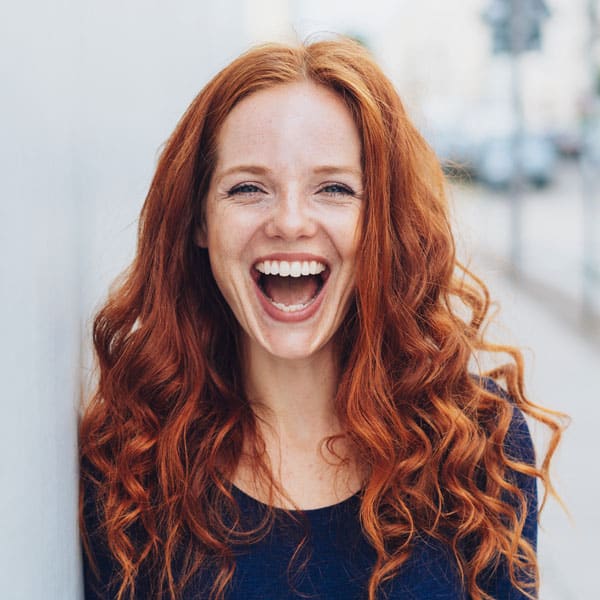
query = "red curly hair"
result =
(80, 37, 564, 600)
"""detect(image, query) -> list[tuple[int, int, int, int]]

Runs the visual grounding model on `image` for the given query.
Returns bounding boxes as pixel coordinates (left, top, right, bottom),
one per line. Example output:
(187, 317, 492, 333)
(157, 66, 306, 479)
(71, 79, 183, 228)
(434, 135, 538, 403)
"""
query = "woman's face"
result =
(198, 81, 363, 362)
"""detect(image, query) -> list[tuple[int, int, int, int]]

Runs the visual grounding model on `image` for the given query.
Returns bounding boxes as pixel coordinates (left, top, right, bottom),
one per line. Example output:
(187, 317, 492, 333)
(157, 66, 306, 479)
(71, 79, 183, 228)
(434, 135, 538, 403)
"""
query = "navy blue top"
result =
(83, 403, 537, 599)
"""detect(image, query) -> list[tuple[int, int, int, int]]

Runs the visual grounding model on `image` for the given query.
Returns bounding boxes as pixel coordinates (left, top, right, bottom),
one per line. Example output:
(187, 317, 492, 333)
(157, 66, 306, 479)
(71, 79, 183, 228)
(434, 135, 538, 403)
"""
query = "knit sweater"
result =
(83, 400, 537, 599)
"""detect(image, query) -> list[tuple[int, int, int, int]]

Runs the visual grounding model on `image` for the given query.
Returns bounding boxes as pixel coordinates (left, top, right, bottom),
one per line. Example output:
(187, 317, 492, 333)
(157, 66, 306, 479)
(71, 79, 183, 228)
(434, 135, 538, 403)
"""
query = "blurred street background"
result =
(1, 0, 598, 598)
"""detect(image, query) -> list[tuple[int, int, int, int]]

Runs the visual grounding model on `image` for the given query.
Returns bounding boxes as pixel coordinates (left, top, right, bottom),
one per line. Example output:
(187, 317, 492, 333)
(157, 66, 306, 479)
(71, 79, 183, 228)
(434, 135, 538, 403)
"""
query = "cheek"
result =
(207, 204, 264, 247)
(204, 210, 261, 285)
(332, 212, 362, 260)
(205, 209, 241, 259)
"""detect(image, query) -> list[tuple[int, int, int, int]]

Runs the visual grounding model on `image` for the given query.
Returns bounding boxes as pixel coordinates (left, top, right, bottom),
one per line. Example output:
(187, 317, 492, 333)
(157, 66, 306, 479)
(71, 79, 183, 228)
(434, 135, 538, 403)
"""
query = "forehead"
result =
(214, 81, 362, 171)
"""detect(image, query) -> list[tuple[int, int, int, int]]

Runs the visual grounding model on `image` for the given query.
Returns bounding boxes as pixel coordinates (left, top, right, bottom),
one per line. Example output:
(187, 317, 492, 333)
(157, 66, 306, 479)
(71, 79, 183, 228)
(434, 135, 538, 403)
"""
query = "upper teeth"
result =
(255, 260, 326, 277)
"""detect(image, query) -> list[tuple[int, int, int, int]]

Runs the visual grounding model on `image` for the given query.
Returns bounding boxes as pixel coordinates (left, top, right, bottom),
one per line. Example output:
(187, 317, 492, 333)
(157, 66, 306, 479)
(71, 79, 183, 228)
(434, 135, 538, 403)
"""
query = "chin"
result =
(246, 329, 334, 363)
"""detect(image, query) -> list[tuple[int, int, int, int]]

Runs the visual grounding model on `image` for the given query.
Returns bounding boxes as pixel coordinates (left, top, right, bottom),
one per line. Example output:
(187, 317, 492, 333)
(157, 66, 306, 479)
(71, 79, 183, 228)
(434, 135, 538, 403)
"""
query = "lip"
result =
(251, 252, 330, 323)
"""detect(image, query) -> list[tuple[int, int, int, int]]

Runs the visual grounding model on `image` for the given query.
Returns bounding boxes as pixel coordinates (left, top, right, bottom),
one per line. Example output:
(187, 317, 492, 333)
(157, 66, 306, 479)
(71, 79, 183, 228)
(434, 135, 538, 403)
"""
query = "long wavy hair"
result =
(80, 37, 564, 600)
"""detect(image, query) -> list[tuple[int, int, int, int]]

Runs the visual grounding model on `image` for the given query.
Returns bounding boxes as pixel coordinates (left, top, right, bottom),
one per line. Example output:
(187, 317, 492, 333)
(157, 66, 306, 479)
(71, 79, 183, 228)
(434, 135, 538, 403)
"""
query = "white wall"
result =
(0, 2, 248, 598)
(0, 2, 83, 597)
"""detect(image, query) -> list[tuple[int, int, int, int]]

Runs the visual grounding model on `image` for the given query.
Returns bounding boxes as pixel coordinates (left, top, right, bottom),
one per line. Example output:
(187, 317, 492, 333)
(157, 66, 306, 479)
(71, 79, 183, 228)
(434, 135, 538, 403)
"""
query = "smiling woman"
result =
(79, 37, 564, 600)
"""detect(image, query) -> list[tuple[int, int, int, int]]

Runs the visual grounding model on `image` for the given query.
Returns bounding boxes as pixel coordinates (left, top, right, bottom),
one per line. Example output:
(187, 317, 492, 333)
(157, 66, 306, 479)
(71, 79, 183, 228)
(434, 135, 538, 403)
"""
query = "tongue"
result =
(262, 275, 320, 306)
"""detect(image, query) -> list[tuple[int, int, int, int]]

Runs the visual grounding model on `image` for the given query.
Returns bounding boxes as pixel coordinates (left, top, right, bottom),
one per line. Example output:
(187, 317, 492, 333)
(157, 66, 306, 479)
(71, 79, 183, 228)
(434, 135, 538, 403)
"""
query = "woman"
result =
(80, 37, 563, 599)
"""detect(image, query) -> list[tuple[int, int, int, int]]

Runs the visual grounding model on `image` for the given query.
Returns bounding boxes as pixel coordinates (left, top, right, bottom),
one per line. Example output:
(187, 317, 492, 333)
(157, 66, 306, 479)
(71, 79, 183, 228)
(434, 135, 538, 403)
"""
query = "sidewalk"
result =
(452, 188, 600, 599)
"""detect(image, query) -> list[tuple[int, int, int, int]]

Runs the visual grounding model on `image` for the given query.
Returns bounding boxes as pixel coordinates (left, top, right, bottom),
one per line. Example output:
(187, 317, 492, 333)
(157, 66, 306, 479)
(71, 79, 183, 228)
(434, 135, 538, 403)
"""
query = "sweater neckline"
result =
(231, 483, 361, 517)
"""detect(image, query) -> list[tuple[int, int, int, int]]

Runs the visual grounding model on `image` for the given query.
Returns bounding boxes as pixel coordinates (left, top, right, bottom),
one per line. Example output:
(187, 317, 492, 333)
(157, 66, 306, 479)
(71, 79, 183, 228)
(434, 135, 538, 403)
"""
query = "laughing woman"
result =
(80, 38, 563, 600)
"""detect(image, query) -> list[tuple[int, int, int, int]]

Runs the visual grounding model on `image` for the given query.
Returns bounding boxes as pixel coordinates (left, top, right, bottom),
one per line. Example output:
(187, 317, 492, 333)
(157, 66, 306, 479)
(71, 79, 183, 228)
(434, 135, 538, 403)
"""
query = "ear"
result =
(194, 223, 208, 248)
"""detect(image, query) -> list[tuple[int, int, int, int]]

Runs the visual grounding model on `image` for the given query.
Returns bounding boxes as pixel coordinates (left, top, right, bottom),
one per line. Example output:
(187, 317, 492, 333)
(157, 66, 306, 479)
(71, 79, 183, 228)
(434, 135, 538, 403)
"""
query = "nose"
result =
(264, 189, 317, 240)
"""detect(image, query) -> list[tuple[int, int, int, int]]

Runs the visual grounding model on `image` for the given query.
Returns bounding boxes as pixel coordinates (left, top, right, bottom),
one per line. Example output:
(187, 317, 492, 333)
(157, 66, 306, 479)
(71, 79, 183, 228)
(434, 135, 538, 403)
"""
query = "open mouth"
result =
(253, 259, 329, 313)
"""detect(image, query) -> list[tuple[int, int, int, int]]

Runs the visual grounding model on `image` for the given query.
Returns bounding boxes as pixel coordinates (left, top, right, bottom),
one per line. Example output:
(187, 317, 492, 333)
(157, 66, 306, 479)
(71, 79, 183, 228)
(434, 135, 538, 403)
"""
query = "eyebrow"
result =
(216, 165, 270, 181)
(312, 165, 363, 178)
(215, 164, 363, 182)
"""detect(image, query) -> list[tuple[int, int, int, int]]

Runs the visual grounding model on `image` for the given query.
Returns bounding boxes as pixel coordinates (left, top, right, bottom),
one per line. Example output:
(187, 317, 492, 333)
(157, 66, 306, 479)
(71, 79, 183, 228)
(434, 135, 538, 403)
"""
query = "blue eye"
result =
(228, 183, 264, 195)
(320, 183, 354, 196)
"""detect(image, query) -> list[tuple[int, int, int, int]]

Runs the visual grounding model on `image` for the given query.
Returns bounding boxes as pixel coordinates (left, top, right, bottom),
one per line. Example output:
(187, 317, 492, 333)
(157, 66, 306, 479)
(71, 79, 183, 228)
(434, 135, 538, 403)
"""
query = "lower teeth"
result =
(270, 299, 312, 313)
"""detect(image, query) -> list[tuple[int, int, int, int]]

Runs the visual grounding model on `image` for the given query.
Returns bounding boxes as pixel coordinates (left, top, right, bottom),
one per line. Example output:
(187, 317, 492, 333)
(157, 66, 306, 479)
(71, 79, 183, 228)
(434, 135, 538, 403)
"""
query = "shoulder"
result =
(81, 458, 156, 599)
(80, 459, 133, 599)
(470, 378, 539, 596)
(80, 461, 114, 598)
(476, 376, 538, 553)
(478, 376, 536, 467)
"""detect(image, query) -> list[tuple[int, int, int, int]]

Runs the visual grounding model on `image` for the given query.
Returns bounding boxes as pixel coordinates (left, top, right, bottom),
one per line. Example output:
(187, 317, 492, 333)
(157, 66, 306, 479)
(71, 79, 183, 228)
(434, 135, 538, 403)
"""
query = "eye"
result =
(227, 183, 265, 196)
(318, 183, 355, 196)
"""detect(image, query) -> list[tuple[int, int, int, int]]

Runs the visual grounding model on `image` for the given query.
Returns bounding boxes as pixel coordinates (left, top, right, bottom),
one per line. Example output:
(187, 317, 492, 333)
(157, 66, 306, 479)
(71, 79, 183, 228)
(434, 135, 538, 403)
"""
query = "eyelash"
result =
(319, 183, 355, 196)
(227, 183, 264, 196)
(226, 182, 356, 198)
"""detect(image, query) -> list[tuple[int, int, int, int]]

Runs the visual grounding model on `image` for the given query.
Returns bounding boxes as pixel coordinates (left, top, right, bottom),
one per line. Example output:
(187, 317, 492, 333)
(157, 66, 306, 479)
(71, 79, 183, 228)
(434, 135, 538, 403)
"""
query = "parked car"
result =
(475, 134, 557, 189)
(549, 128, 582, 158)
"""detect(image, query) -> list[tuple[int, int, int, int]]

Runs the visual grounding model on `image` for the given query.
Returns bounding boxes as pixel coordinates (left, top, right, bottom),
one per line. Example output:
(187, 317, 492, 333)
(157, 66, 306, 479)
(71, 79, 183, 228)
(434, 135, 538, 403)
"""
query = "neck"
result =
(235, 341, 361, 509)
(243, 343, 340, 442)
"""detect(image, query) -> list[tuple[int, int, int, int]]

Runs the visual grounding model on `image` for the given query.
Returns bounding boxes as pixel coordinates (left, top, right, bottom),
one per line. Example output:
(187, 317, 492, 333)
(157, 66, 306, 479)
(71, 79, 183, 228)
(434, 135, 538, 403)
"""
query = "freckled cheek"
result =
(207, 210, 260, 253)
(330, 219, 361, 262)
